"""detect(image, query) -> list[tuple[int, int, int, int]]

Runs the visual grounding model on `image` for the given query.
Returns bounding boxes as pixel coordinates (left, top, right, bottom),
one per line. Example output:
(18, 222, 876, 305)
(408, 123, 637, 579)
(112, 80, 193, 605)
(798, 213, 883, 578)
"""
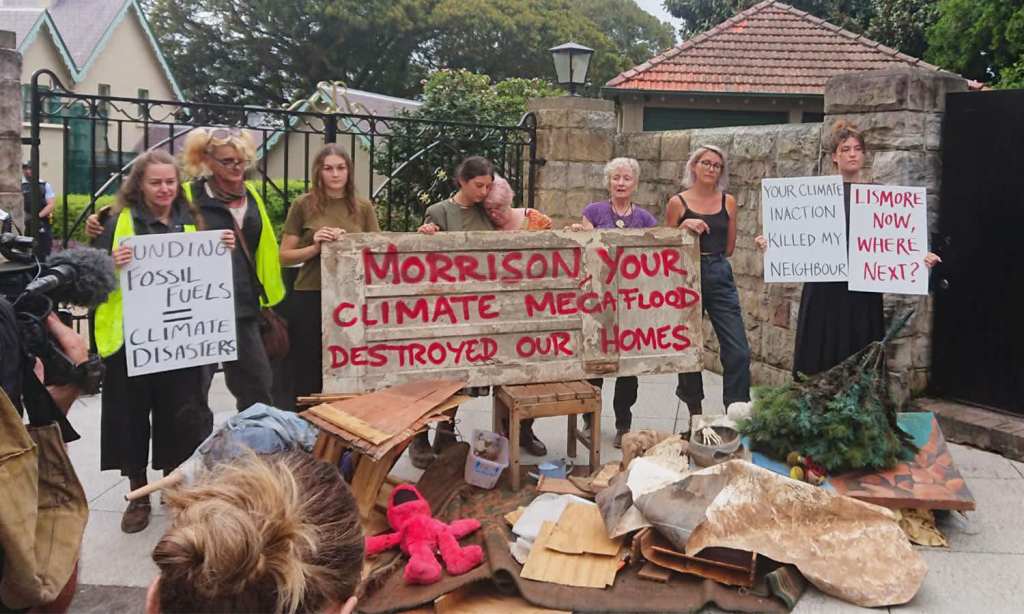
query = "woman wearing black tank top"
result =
(665, 145, 751, 433)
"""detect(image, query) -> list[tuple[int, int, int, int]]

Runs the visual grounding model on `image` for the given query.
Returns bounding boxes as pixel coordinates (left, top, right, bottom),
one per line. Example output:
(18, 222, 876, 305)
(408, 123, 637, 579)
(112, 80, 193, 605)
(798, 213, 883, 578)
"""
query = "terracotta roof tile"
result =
(605, 1, 956, 94)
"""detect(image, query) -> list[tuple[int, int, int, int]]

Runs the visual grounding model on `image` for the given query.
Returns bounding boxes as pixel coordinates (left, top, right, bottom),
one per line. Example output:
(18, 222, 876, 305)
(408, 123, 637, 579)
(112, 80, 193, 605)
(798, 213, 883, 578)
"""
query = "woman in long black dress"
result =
(756, 122, 940, 376)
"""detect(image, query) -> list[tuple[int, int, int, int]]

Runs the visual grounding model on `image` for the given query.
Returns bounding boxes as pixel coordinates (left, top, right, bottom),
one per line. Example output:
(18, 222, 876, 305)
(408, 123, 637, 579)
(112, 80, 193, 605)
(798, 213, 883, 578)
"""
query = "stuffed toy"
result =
(365, 484, 484, 585)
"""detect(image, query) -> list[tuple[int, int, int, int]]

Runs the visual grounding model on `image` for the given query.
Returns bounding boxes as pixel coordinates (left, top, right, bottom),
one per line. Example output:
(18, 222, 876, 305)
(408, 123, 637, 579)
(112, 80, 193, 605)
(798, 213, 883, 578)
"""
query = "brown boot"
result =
(121, 498, 151, 533)
(432, 424, 458, 454)
(409, 432, 435, 470)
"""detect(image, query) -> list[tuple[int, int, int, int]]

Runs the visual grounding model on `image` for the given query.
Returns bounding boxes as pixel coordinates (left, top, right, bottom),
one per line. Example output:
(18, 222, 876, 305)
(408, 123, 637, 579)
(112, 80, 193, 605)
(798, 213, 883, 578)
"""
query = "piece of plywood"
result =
(520, 522, 619, 589)
(312, 379, 465, 440)
(546, 503, 621, 556)
(505, 507, 525, 526)
(322, 229, 703, 394)
(536, 476, 592, 499)
(638, 562, 672, 583)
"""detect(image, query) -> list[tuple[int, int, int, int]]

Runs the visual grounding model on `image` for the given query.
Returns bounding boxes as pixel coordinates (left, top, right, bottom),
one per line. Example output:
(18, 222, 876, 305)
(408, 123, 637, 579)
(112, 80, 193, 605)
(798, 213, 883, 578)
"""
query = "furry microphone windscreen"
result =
(46, 247, 117, 308)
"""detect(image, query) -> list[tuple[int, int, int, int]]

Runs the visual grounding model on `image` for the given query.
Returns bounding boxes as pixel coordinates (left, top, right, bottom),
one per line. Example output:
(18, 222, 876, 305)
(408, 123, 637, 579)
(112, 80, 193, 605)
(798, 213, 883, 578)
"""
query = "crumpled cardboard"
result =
(634, 460, 927, 607)
(597, 456, 689, 538)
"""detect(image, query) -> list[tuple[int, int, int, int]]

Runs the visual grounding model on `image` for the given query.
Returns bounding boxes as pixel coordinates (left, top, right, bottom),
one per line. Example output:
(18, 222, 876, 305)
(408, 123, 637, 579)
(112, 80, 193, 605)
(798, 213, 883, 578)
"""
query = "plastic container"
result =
(464, 429, 509, 489)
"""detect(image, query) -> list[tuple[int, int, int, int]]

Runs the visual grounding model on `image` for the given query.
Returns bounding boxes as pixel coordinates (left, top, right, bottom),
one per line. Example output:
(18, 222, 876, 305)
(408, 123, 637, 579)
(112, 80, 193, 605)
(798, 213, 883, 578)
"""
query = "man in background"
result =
(21, 163, 56, 257)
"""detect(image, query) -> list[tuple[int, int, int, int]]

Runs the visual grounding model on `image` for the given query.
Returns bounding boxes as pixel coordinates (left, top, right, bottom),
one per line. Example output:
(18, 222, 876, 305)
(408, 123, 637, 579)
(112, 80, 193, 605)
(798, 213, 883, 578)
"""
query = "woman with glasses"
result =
(179, 127, 286, 411)
(569, 157, 658, 449)
(666, 145, 751, 435)
(278, 144, 379, 403)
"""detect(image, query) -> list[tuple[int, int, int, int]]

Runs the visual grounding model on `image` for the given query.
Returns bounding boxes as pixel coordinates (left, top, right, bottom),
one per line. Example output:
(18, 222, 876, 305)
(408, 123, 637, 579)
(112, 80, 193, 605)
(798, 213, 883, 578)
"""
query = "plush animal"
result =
(365, 484, 484, 585)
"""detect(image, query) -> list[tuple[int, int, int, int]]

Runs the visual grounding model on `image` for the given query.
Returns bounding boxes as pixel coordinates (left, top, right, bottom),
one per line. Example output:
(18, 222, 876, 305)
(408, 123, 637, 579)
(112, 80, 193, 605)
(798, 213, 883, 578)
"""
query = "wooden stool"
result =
(492, 381, 601, 490)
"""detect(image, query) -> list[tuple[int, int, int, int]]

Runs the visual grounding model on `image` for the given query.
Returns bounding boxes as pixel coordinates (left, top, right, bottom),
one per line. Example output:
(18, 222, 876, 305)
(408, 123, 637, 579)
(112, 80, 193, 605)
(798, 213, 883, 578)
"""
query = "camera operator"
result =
(1, 295, 89, 613)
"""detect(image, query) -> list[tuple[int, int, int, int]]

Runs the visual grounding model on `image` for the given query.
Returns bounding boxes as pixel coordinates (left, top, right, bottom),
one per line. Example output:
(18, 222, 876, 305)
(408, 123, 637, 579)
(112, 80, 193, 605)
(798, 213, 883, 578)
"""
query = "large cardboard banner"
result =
(321, 229, 703, 393)
(761, 175, 847, 283)
(848, 184, 929, 295)
(120, 230, 237, 376)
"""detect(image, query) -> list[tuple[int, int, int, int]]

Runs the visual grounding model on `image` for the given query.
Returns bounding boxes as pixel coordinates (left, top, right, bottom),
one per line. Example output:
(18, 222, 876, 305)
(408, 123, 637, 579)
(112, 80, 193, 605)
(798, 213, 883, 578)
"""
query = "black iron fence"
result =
(24, 69, 537, 245)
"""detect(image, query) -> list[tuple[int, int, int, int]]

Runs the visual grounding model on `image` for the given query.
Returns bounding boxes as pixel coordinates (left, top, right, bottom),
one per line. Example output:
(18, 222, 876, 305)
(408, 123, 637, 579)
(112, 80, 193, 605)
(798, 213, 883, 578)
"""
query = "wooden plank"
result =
(564, 380, 601, 399)
(309, 404, 392, 444)
(546, 503, 621, 556)
(549, 381, 578, 401)
(518, 399, 600, 419)
(351, 442, 409, 520)
(434, 582, 570, 613)
(638, 562, 672, 583)
(520, 521, 620, 589)
(321, 229, 703, 394)
(536, 476, 593, 499)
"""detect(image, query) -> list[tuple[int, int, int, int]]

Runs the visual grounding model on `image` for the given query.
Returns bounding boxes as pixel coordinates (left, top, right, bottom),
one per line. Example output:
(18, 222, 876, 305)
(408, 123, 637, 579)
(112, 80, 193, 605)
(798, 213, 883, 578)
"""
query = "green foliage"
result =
(738, 313, 918, 474)
(50, 194, 118, 246)
(143, 0, 677, 105)
(866, 0, 940, 59)
(926, 0, 1024, 87)
(664, 0, 874, 39)
(259, 180, 309, 239)
(371, 69, 560, 230)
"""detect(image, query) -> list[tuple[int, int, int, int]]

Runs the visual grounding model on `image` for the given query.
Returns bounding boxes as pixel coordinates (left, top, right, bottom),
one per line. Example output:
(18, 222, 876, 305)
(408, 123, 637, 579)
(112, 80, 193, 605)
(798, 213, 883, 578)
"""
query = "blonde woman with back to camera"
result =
(146, 452, 363, 614)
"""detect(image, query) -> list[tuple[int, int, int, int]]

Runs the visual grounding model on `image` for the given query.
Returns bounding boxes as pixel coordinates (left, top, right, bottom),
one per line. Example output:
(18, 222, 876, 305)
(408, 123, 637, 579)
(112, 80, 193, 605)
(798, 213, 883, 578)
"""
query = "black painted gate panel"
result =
(931, 90, 1024, 415)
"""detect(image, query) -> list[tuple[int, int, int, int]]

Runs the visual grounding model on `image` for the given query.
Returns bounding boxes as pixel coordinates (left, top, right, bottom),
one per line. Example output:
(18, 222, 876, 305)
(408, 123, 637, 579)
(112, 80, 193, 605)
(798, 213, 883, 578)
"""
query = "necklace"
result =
(611, 202, 633, 228)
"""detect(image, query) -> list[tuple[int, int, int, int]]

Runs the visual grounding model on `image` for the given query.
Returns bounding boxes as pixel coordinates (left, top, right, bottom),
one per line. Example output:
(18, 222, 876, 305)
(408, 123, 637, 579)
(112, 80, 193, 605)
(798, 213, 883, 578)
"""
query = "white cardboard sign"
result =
(120, 230, 237, 376)
(847, 184, 929, 295)
(761, 175, 848, 283)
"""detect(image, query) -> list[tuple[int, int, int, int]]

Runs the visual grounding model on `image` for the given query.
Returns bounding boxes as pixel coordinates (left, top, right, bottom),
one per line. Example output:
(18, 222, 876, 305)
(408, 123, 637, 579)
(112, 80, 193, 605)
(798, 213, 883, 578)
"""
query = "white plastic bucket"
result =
(464, 429, 509, 489)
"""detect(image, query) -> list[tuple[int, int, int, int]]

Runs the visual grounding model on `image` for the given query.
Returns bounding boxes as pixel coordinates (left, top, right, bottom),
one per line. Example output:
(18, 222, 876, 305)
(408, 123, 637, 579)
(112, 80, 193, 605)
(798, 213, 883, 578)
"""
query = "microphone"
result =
(25, 247, 117, 308)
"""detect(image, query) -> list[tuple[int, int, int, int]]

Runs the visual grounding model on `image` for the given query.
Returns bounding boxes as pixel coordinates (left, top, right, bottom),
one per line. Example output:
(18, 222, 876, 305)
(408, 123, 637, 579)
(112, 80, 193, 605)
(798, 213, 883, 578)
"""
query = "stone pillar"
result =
(526, 97, 615, 229)
(0, 31, 22, 230)
(825, 67, 968, 405)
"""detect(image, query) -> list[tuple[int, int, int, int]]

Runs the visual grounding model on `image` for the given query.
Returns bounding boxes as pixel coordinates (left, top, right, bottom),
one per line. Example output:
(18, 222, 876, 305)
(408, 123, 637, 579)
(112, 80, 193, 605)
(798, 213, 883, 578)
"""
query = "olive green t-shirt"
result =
(283, 194, 380, 290)
(423, 198, 495, 231)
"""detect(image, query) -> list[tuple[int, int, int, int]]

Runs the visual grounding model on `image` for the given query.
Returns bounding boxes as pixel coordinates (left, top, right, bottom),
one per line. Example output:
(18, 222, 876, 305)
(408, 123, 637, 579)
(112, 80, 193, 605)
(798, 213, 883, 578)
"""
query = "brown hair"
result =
(114, 150, 203, 228)
(829, 120, 866, 155)
(454, 156, 494, 188)
(152, 452, 364, 614)
(180, 127, 257, 178)
(304, 143, 356, 216)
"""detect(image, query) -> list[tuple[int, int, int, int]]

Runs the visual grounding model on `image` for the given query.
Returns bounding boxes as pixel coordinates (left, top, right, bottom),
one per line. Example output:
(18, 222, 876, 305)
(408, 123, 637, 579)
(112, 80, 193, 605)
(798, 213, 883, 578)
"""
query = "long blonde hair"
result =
(180, 127, 257, 178)
(152, 452, 363, 614)
(682, 145, 729, 191)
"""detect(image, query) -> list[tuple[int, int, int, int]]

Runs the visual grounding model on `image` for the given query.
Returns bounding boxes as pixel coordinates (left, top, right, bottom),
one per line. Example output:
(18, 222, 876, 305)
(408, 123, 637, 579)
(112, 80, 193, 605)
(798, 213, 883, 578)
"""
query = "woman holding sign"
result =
(279, 145, 380, 403)
(569, 157, 658, 449)
(409, 156, 496, 468)
(666, 145, 752, 433)
(755, 122, 940, 376)
(93, 151, 233, 534)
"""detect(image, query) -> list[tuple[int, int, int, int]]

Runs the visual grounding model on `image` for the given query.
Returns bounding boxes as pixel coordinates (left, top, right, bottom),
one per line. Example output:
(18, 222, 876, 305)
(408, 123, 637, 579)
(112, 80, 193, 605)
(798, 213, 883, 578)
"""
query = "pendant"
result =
(615, 219, 625, 228)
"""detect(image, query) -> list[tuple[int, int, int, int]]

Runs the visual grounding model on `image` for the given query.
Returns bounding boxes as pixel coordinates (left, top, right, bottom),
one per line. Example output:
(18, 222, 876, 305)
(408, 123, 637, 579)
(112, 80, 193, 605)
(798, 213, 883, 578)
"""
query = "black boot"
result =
(520, 422, 547, 456)
(409, 431, 435, 470)
(432, 422, 458, 454)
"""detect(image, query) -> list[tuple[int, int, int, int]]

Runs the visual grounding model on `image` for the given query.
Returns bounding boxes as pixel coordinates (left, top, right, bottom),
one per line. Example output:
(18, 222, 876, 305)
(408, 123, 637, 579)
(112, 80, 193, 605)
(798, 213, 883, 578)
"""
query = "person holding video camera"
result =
(93, 150, 236, 534)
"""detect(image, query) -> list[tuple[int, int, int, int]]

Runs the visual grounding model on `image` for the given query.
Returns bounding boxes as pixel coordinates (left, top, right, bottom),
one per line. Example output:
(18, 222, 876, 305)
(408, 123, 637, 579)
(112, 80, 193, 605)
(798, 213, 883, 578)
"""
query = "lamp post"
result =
(549, 42, 594, 96)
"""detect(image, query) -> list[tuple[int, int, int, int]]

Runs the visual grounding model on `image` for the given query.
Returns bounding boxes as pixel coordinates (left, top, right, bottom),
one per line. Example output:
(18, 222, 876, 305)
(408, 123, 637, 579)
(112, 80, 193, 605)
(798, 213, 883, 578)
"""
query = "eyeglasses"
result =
(698, 160, 724, 172)
(212, 157, 246, 169)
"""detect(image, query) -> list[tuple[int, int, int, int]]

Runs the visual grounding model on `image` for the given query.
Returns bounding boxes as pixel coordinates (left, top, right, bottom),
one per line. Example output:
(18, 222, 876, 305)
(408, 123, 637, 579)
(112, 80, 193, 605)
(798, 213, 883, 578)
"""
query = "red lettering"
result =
(328, 345, 348, 368)
(596, 248, 623, 284)
(579, 292, 600, 313)
(662, 249, 686, 277)
(525, 292, 556, 317)
(332, 303, 356, 327)
(556, 291, 578, 315)
(399, 255, 426, 283)
(552, 249, 581, 279)
(501, 252, 524, 281)
(363, 245, 399, 284)
(552, 332, 572, 356)
(525, 253, 549, 279)
(431, 297, 457, 323)
(671, 325, 692, 351)
(863, 262, 907, 281)
(396, 299, 429, 324)
(479, 295, 499, 319)
(453, 255, 485, 281)
(425, 253, 456, 282)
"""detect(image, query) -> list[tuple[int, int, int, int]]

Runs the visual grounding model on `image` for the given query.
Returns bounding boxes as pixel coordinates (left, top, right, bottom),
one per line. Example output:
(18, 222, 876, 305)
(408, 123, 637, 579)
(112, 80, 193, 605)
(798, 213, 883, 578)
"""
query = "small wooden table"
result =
(492, 381, 602, 490)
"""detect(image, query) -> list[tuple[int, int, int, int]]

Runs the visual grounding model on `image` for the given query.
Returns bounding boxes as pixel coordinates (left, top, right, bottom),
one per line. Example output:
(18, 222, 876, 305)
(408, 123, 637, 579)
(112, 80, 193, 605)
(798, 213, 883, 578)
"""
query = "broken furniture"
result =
(300, 379, 467, 519)
(492, 381, 601, 490)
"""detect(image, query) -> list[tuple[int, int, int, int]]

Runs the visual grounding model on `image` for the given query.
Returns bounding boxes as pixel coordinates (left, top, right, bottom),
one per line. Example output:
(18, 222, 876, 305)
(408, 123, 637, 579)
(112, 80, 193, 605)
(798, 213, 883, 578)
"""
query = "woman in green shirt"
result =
(279, 144, 380, 401)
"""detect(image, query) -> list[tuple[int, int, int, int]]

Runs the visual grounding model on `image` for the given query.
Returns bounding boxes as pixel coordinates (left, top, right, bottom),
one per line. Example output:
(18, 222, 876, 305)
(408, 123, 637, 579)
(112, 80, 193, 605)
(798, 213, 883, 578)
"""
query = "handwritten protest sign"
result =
(848, 184, 929, 295)
(321, 229, 703, 393)
(761, 176, 847, 283)
(120, 230, 237, 376)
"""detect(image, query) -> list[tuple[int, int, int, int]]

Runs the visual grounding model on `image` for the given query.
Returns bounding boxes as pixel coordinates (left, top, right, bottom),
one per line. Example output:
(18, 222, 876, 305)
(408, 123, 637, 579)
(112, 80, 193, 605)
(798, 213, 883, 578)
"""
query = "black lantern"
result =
(549, 42, 594, 95)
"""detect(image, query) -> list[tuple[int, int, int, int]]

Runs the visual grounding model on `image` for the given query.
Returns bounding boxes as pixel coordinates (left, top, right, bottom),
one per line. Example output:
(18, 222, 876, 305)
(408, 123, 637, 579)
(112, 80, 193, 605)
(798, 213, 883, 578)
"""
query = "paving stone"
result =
(70, 584, 147, 614)
(892, 550, 1024, 614)
(947, 443, 1022, 479)
(79, 510, 167, 588)
(791, 586, 880, 613)
(940, 478, 1024, 555)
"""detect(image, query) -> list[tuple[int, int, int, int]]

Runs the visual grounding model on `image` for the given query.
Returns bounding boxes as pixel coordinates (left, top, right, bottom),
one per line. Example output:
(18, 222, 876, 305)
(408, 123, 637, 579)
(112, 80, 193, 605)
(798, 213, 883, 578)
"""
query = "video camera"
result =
(0, 210, 113, 394)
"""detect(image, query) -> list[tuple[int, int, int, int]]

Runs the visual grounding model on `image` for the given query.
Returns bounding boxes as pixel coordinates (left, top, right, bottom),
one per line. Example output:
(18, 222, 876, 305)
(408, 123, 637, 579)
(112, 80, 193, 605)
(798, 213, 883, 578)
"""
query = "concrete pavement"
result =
(64, 371, 1024, 613)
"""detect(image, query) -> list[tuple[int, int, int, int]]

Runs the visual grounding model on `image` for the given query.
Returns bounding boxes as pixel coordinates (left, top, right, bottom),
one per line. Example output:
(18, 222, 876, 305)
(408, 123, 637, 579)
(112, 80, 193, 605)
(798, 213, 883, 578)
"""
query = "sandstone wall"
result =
(0, 31, 23, 230)
(529, 67, 968, 406)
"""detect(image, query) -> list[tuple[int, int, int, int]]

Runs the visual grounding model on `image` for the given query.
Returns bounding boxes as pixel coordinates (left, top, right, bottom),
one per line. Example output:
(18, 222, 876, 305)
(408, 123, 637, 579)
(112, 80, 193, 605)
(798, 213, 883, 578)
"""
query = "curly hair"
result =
(152, 452, 364, 614)
(180, 127, 257, 178)
(602, 157, 640, 189)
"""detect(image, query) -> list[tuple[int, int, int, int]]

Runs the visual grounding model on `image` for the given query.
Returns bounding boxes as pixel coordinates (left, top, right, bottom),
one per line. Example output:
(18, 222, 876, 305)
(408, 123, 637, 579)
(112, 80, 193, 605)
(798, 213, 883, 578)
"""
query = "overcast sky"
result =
(634, 0, 684, 32)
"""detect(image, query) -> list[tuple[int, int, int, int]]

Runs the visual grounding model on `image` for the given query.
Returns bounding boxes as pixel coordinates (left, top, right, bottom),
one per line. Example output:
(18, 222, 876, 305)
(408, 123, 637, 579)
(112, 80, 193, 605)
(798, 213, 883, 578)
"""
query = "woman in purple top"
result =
(570, 157, 657, 449)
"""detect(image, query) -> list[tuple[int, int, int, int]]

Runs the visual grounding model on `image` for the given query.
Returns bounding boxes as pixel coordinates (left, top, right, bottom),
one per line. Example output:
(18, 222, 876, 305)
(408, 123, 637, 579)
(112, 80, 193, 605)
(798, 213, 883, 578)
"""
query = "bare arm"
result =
(725, 194, 738, 257)
(279, 233, 319, 266)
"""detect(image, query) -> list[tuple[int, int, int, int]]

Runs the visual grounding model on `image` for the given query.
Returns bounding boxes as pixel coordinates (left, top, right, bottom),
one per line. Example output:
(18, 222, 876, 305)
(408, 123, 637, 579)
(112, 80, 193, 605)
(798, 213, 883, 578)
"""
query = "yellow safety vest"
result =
(94, 209, 197, 358)
(182, 180, 285, 308)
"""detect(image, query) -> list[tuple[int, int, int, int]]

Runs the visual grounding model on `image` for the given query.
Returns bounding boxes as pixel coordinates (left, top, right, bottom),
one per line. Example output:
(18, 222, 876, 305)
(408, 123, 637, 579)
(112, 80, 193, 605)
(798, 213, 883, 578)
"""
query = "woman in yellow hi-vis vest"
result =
(180, 128, 285, 411)
(93, 151, 235, 534)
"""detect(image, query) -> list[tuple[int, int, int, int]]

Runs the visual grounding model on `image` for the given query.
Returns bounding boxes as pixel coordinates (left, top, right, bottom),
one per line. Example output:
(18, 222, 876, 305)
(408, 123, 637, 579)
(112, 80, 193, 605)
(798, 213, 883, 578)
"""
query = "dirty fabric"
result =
(635, 460, 927, 607)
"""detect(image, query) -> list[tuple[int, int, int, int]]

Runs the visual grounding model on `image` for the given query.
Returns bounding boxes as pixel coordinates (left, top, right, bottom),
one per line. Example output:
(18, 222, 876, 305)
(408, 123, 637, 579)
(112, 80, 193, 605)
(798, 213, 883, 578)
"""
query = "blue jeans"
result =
(677, 254, 751, 408)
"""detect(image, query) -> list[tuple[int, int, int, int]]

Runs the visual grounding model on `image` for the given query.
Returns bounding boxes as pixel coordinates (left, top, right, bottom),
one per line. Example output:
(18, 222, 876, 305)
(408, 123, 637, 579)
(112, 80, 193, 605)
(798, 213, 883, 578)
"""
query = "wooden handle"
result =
(124, 471, 184, 501)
